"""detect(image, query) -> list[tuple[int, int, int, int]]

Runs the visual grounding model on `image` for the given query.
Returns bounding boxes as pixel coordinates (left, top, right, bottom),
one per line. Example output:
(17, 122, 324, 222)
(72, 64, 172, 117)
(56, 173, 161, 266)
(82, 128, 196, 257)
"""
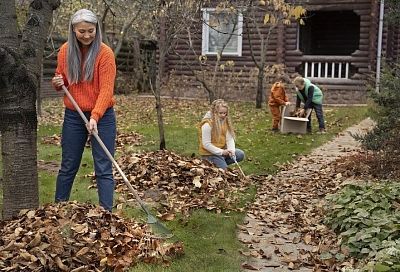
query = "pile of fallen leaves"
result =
(333, 148, 400, 180)
(41, 131, 143, 150)
(0, 202, 183, 272)
(329, 150, 373, 179)
(110, 150, 250, 217)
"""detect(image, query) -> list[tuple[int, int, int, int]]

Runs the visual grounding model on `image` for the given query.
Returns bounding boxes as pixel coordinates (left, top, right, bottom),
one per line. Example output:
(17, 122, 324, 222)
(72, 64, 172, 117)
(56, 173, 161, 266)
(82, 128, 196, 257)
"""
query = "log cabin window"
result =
(299, 10, 360, 55)
(202, 8, 243, 56)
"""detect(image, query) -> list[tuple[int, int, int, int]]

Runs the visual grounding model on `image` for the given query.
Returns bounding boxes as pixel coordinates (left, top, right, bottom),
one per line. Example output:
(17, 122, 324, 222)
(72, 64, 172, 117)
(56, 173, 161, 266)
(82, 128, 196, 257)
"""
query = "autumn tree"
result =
(173, 1, 246, 103)
(0, 0, 60, 219)
(137, 0, 206, 149)
(47, 0, 145, 56)
(241, 0, 305, 108)
(167, 0, 304, 106)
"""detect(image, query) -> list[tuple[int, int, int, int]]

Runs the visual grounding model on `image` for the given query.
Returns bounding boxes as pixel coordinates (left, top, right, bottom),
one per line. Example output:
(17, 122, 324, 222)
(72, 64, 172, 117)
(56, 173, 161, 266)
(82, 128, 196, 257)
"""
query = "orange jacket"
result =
(54, 42, 116, 122)
(268, 82, 289, 106)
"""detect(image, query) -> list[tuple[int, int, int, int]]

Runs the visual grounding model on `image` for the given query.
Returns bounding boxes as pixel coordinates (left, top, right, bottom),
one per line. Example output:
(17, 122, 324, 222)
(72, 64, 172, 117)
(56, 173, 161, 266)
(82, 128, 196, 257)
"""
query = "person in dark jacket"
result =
(293, 76, 326, 133)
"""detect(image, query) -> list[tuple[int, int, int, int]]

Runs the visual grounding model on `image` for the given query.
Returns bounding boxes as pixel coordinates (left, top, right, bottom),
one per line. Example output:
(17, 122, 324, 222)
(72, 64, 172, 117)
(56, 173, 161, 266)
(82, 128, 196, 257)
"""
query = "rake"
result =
(231, 155, 247, 180)
(61, 85, 173, 239)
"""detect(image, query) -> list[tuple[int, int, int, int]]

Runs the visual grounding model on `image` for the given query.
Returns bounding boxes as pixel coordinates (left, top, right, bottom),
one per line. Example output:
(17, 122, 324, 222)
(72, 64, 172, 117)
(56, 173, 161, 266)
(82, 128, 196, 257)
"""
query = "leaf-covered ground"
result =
(38, 96, 369, 174)
(239, 118, 375, 271)
(0, 96, 369, 271)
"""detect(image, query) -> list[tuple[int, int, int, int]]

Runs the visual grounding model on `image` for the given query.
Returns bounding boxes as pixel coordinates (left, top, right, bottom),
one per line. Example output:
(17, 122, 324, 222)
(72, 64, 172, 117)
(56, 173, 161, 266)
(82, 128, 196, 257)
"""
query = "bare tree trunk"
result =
(0, 0, 60, 219)
(155, 14, 167, 150)
(1, 116, 38, 219)
(0, 46, 39, 219)
(256, 37, 265, 108)
(131, 36, 141, 91)
(256, 67, 264, 108)
(155, 89, 166, 150)
(244, 5, 277, 108)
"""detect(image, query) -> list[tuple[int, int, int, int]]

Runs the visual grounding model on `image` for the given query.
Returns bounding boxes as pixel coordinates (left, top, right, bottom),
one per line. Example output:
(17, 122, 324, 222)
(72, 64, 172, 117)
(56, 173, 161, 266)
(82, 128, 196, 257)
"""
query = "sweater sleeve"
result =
(201, 123, 223, 156)
(304, 86, 314, 110)
(226, 131, 235, 153)
(90, 45, 117, 122)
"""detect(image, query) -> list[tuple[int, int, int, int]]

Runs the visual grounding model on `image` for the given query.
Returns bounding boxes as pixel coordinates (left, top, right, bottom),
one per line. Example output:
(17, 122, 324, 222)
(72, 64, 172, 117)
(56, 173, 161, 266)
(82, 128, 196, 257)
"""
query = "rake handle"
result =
(234, 159, 246, 179)
(231, 155, 246, 179)
(61, 85, 146, 209)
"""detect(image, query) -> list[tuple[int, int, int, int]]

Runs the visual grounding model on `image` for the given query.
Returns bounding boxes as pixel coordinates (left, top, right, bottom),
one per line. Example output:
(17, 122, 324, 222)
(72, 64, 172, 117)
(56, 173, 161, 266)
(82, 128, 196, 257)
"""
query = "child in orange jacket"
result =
(268, 81, 290, 131)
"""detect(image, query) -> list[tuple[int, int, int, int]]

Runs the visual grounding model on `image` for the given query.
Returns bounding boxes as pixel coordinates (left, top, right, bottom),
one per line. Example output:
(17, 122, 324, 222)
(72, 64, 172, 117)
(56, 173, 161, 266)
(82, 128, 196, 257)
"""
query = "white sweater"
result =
(201, 111, 235, 156)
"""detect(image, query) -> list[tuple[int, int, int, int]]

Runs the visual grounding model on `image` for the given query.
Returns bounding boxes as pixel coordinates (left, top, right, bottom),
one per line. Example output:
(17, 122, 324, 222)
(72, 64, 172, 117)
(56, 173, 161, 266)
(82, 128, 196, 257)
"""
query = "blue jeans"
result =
(307, 103, 325, 131)
(55, 108, 116, 211)
(202, 148, 245, 169)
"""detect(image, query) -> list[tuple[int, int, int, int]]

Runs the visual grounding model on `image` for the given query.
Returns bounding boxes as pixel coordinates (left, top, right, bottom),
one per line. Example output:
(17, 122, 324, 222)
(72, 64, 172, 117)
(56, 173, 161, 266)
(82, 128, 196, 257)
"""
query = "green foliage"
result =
(15, 0, 30, 32)
(386, 0, 400, 25)
(325, 183, 400, 263)
(361, 64, 400, 151)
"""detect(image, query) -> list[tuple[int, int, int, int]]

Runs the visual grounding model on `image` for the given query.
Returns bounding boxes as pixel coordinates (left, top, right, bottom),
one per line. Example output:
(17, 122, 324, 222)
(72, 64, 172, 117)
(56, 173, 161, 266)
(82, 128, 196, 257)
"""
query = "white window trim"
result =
(201, 8, 243, 57)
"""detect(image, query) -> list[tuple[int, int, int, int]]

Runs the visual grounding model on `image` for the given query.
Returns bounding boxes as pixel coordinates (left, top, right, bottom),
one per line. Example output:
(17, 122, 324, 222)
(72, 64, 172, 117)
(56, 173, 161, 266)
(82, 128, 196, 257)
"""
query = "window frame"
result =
(201, 8, 243, 57)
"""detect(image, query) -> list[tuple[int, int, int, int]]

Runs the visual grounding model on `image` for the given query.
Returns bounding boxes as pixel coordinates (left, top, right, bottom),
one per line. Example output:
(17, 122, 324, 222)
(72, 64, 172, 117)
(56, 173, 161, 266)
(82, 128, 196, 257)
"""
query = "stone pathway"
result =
(239, 118, 375, 271)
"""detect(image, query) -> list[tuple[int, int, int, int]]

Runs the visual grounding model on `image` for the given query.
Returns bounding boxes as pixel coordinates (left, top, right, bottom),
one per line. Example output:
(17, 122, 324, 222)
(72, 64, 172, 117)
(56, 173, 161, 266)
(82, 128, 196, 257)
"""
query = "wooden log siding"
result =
(166, 5, 282, 101)
(161, 0, 400, 104)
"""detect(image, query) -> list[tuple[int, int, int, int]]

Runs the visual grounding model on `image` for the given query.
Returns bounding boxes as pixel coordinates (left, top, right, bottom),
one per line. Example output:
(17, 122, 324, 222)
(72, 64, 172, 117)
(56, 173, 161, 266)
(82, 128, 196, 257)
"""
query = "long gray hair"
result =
(67, 9, 102, 84)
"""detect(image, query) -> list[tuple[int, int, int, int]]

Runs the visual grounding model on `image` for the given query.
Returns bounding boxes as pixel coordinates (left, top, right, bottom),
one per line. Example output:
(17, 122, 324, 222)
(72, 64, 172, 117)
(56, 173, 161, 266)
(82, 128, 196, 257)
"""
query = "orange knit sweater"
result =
(54, 42, 116, 122)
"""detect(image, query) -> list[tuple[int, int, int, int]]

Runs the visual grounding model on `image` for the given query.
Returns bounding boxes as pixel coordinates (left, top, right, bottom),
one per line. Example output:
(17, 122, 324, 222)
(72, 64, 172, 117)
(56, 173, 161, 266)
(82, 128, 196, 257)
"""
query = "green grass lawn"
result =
(0, 96, 369, 271)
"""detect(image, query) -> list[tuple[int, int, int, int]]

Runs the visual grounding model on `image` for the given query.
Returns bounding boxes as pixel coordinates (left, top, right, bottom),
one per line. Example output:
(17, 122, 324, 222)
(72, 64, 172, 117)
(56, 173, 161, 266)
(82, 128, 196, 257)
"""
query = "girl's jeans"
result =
(202, 148, 245, 169)
(55, 108, 116, 211)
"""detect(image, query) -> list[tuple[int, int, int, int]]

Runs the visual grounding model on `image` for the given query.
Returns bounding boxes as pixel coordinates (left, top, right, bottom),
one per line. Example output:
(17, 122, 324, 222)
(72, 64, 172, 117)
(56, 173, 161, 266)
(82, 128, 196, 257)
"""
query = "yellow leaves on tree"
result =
(262, 0, 306, 26)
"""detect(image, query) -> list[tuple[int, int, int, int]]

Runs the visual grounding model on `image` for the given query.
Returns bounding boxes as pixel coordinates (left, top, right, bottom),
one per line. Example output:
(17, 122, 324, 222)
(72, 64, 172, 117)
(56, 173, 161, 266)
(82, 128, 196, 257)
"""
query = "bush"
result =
(324, 183, 400, 259)
(361, 64, 400, 151)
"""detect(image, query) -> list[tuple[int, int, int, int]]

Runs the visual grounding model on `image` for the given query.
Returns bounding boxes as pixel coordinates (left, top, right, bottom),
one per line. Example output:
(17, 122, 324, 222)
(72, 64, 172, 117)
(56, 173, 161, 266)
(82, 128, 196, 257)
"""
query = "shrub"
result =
(325, 183, 400, 259)
(361, 64, 400, 151)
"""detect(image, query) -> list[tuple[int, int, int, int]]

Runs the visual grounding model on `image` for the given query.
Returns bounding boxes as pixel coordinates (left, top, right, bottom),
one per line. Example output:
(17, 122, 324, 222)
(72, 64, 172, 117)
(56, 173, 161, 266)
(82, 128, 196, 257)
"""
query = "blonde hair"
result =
(210, 99, 235, 139)
(293, 76, 305, 88)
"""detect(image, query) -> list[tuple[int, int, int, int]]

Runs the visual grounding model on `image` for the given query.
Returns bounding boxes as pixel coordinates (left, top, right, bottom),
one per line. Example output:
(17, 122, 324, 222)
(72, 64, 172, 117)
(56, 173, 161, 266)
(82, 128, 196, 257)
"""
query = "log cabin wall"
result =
(163, 0, 394, 104)
(283, 0, 378, 104)
(164, 3, 282, 102)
